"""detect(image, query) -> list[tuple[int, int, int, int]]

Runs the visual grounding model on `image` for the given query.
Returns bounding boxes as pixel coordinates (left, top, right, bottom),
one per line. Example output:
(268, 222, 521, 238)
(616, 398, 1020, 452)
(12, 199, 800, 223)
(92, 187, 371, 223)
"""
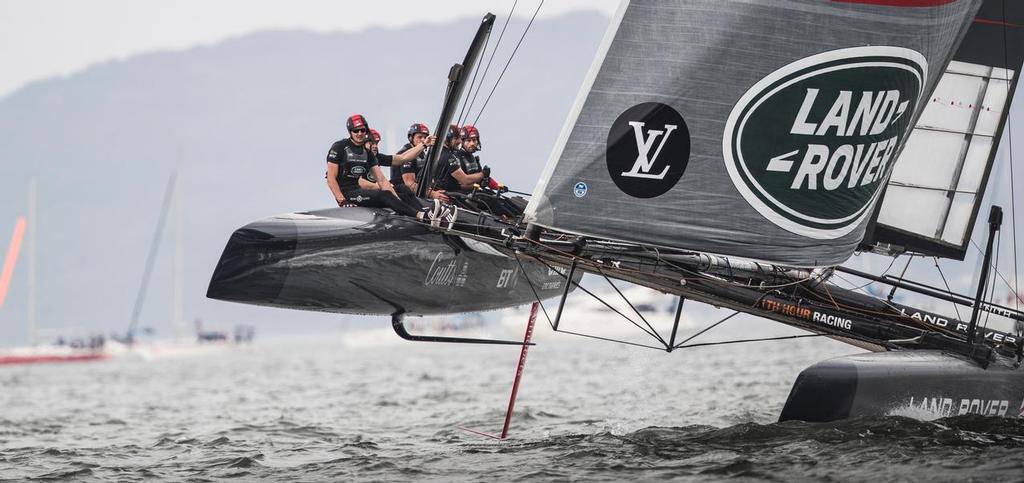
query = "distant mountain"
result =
(0, 13, 608, 344)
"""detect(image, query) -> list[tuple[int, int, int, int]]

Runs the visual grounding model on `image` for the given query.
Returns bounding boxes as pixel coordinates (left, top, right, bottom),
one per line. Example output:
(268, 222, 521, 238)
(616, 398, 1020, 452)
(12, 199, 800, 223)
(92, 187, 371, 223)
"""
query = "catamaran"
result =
(208, 0, 1024, 424)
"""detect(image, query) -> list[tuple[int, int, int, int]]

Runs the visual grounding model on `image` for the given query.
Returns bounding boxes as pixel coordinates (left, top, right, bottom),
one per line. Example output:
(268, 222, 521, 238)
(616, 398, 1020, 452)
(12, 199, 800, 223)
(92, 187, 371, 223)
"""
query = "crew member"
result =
(443, 123, 462, 156)
(327, 114, 442, 222)
(359, 128, 435, 202)
(365, 128, 434, 180)
(416, 124, 463, 195)
(394, 123, 449, 201)
(441, 125, 501, 193)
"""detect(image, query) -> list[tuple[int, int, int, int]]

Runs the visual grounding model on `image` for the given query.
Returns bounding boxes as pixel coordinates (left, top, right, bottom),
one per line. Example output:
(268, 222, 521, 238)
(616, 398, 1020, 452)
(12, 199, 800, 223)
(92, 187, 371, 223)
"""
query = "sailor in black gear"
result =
(435, 125, 516, 219)
(326, 114, 435, 221)
(441, 125, 493, 193)
(363, 127, 434, 179)
(416, 124, 461, 194)
(395, 123, 450, 202)
(360, 128, 426, 203)
(362, 129, 393, 185)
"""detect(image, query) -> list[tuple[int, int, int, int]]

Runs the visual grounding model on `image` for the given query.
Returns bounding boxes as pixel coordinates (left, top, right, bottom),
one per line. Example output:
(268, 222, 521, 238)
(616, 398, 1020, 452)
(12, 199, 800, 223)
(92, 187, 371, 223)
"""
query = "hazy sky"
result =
(0, 0, 618, 99)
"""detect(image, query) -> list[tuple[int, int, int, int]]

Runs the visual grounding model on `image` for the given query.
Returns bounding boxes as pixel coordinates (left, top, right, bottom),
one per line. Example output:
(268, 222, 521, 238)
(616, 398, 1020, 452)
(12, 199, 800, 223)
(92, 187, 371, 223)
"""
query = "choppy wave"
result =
(3, 336, 1024, 480)
(5, 415, 1024, 481)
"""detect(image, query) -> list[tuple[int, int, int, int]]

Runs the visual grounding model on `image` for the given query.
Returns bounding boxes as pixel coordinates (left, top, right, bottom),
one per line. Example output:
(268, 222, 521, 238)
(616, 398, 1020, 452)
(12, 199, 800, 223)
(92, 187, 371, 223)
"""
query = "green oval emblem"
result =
(723, 46, 927, 239)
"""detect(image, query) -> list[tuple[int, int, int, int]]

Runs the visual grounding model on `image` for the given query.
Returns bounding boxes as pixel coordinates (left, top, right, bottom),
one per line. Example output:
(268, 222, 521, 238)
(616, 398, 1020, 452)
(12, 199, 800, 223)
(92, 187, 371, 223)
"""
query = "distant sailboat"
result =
(0, 179, 111, 365)
(128, 161, 253, 360)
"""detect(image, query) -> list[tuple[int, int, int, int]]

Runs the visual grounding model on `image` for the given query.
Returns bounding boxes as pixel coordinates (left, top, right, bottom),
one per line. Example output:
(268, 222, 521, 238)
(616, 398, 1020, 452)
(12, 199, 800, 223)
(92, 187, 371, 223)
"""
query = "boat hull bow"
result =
(780, 351, 1024, 422)
(207, 208, 570, 316)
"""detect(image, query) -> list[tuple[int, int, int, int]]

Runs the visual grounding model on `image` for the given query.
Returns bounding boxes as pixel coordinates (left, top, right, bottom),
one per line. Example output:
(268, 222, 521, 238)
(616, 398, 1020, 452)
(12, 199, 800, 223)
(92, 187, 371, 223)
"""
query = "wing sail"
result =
(865, 0, 1024, 260)
(524, 0, 983, 267)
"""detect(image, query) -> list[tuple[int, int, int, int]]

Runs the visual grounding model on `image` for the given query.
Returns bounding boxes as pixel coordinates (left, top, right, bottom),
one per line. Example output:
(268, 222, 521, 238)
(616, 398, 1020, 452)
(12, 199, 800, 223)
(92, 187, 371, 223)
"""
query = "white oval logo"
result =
(573, 182, 588, 198)
(723, 46, 927, 239)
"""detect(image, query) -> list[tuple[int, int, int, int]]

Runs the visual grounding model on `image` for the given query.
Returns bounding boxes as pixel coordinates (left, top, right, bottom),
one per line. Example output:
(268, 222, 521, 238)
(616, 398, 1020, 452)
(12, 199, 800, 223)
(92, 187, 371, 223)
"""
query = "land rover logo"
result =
(606, 102, 690, 199)
(350, 165, 367, 176)
(723, 46, 927, 239)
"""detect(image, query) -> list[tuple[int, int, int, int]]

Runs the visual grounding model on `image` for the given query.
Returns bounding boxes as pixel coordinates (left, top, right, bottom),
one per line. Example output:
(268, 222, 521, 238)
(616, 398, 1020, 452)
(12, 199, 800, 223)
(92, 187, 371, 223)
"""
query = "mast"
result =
(172, 150, 184, 340)
(127, 173, 176, 341)
(417, 13, 495, 198)
(968, 206, 1003, 344)
(27, 178, 36, 346)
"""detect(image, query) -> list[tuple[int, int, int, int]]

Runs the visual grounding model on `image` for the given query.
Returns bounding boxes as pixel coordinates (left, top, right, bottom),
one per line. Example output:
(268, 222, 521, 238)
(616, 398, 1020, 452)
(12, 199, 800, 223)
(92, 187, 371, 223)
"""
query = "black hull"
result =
(780, 351, 1024, 422)
(207, 208, 571, 316)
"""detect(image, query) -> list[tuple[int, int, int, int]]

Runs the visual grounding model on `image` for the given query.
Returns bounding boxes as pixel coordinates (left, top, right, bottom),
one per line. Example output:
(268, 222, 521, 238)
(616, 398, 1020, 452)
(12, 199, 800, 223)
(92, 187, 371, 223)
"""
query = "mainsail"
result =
(525, 0, 983, 267)
(866, 0, 1024, 260)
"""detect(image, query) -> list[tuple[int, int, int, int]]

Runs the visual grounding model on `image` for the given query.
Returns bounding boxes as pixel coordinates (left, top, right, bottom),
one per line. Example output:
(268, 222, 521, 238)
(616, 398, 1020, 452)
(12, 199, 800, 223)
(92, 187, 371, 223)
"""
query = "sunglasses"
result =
(350, 128, 368, 134)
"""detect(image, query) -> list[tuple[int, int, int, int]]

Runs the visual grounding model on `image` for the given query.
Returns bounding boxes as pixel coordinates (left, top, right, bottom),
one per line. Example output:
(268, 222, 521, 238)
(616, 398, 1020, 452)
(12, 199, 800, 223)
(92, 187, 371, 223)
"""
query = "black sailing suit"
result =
(393, 142, 427, 187)
(326, 139, 424, 216)
(441, 148, 484, 193)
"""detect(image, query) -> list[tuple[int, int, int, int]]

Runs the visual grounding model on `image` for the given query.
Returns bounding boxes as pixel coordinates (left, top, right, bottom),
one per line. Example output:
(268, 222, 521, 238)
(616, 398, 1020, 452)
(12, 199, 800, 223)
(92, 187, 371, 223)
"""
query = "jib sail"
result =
(865, 0, 1024, 260)
(524, 0, 982, 268)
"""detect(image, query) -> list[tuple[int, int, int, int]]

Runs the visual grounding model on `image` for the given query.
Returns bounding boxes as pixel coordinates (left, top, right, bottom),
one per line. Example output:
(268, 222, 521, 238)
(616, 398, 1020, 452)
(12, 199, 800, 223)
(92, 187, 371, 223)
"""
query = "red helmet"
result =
(460, 125, 480, 140)
(460, 125, 481, 150)
(407, 123, 430, 138)
(446, 124, 461, 141)
(346, 114, 368, 132)
(368, 128, 381, 143)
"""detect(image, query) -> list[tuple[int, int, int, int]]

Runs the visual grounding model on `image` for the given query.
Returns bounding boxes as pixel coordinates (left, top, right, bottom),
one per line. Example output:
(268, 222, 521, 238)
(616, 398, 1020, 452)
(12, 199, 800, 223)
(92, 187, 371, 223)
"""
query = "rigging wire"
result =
(473, 0, 545, 125)
(932, 257, 964, 321)
(504, 225, 966, 344)
(673, 311, 739, 348)
(833, 273, 879, 296)
(461, 0, 518, 126)
(796, 270, 966, 339)
(459, 223, 977, 342)
(969, 238, 1024, 307)
(675, 334, 823, 350)
(820, 282, 841, 311)
(1001, 0, 1021, 317)
(512, 251, 681, 349)
(555, 329, 666, 351)
(512, 252, 556, 329)
(599, 271, 668, 346)
(513, 248, 688, 345)
(835, 255, 902, 293)
(456, 28, 492, 127)
(831, 270, 962, 336)
(513, 249, 814, 351)
(443, 217, 966, 342)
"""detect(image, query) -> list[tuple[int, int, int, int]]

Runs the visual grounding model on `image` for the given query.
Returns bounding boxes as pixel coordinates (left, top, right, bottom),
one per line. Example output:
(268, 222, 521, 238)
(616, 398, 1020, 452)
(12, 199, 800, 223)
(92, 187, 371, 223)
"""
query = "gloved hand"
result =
(482, 165, 491, 178)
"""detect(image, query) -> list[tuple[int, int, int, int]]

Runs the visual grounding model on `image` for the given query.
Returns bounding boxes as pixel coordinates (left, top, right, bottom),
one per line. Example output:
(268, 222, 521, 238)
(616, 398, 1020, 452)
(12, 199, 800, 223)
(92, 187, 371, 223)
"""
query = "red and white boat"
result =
(0, 180, 115, 366)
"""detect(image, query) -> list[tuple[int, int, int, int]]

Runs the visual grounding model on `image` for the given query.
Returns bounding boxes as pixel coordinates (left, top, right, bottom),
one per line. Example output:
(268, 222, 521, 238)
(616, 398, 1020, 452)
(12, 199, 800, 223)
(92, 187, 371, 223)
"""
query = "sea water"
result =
(2, 317, 1024, 481)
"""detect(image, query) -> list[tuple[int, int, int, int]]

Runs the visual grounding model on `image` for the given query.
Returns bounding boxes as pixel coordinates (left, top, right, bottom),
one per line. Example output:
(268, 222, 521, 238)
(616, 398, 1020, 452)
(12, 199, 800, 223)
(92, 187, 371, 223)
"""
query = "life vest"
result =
(458, 150, 482, 174)
(342, 144, 370, 179)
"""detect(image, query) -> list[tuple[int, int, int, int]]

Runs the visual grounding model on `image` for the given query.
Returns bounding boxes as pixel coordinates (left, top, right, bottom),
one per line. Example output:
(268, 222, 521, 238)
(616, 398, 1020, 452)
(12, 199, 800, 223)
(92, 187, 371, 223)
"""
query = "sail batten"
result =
(526, 0, 982, 267)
